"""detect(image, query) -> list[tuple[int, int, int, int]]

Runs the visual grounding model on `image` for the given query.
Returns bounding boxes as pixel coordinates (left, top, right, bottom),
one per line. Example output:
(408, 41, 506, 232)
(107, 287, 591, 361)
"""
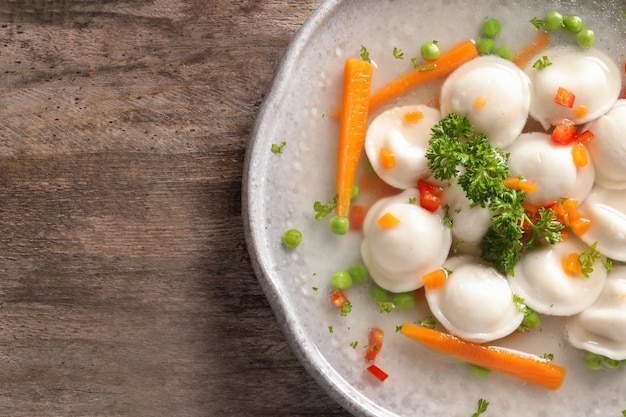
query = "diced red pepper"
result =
(551, 120, 577, 145)
(554, 87, 575, 108)
(365, 327, 384, 362)
(366, 364, 389, 382)
(417, 179, 444, 212)
(349, 205, 367, 231)
(575, 129, 595, 144)
(329, 290, 348, 308)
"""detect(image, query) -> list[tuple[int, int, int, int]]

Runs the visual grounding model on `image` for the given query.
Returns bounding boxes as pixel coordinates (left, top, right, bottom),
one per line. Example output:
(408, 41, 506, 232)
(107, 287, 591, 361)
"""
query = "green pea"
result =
(476, 37, 495, 55)
(329, 215, 349, 235)
(543, 11, 564, 30)
(584, 352, 604, 370)
(282, 229, 302, 248)
(369, 283, 391, 302)
(347, 262, 368, 284)
(494, 46, 513, 61)
(470, 364, 492, 379)
(564, 15, 584, 33)
(604, 357, 622, 369)
(576, 28, 595, 49)
(481, 18, 502, 38)
(331, 270, 352, 290)
(351, 184, 361, 201)
(421, 40, 440, 61)
(393, 291, 416, 309)
(522, 310, 541, 329)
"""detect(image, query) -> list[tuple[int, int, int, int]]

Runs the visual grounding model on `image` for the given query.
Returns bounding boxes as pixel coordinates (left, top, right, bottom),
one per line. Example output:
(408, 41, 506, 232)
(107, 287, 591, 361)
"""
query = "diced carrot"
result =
(366, 40, 478, 112)
(422, 269, 447, 290)
(365, 327, 384, 361)
(503, 177, 537, 193)
(571, 143, 588, 168)
(575, 129, 595, 144)
(574, 105, 589, 119)
(562, 253, 582, 275)
(379, 147, 396, 169)
(474, 95, 487, 108)
(349, 205, 367, 231)
(555, 87, 575, 108)
(366, 364, 389, 382)
(522, 201, 540, 215)
(400, 323, 566, 390)
(569, 217, 592, 236)
(513, 30, 551, 68)
(403, 111, 424, 123)
(335, 58, 374, 219)
(376, 212, 401, 229)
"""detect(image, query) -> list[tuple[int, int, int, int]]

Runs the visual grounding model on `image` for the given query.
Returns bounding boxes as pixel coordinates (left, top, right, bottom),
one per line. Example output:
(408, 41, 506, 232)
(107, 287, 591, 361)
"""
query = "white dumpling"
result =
(364, 105, 441, 189)
(506, 132, 595, 206)
(361, 188, 452, 293)
(440, 55, 531, 149)
(508, 236, 607, 316)
(425, 256, 524, 343)
(441, 179, 492, 255)
(524, 46, 621, 129)
(585, 100, 626, 190)
(567, 266, 626, 360)
(577, 185, 626, 262)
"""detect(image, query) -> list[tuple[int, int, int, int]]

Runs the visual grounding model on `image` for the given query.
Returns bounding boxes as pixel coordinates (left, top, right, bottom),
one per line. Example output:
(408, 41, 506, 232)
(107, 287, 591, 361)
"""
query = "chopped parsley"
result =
(395, 325, 403, 333)
(603, 257, 615, 272)
(532, 55, 552, 70)
(377, 300, 396, 313)
(408, 197, 417, 204)
(360, 45, 371, 63)
(340, 300, 352, 316)
(442, 204, 454, 228)
(393, 47, 404, 59)
(514, 295, 541, 332)
(425, 113, 564, 273)
(542, 353, 554, 361)
(350, 340, 359, 349)
(472, 398, 489, 417)
(529, 17, 544, 28)
(313, 196, 337, 221)
(328, 326, 333, 333)
(579, 242, 601, 278)
(418, 64, 437, 72)
(417, 316, 436, 329)
(622, 410, 626, 417)
(312, 287, 318, 291)
(271, 141, 286, 154)
(411, 57, 419, 69)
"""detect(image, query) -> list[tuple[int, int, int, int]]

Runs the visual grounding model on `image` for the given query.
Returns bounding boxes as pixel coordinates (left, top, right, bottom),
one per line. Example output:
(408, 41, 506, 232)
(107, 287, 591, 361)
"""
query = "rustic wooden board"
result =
(0, 1, 352, 415)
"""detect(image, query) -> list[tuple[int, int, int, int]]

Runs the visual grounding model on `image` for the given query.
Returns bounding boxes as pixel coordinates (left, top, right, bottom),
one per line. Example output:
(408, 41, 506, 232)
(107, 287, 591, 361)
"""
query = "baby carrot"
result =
(400, 323, 566, 390)
(335, 58, 374, 219)
(513, 30, 551, 68)
(367, 40, 478, 112)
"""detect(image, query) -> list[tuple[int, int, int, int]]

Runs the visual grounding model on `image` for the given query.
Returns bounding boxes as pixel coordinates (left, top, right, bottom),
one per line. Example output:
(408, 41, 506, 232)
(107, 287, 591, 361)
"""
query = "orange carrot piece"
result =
(574, 105, 589, 119)
(335, 58, 374, 218)
(503, 177, 537, 193)
(403, 111, 424, 123)
(513, 30, 551, 68)
(400, 323, 566, 390)
(422, 269, 447, 290)
(562, 253, 582, 275)
(376, 212, 400, 229)
(367, 40, 478, 112)
(570, 217, 592, 236)
(474, 95, 487, 108)
(379, 147, 396, 169)
(572, 143, 588, 168)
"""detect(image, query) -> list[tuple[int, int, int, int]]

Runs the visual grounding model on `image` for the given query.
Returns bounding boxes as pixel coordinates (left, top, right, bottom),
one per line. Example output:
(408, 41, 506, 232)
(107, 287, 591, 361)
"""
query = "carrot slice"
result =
(513, 30, 551, 68)
(569, 217, 592, 236)
(571, 143, 588, 168)
(574, 105, 589, 119)
(335, 58, 374, 218)
(503, 177, 537, 193)
(400, 323, 566, 390)
(474, 95, 487, 108)
(367, 40, 478, 112)
(379, 147, 396, 169)
(376, 212, 400, 229)
(422, 269, 447, 290)
(403, 111, 424, 123)
(562, 253, 582, 275)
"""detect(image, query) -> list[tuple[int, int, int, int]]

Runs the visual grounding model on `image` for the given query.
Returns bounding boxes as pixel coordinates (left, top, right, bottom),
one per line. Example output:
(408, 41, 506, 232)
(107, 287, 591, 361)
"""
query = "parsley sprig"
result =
(426, 114, 564, 273)
(472, 398, 489, 416)
(313, 196, 337, 221)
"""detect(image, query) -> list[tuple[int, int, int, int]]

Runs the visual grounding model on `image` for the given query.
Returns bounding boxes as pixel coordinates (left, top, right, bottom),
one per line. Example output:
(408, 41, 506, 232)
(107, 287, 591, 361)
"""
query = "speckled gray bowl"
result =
(243, 1, 626, 416)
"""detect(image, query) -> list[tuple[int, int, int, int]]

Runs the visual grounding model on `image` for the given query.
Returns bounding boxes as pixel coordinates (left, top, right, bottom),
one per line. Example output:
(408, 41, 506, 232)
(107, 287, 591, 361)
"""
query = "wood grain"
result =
(0, 1, 352, 415)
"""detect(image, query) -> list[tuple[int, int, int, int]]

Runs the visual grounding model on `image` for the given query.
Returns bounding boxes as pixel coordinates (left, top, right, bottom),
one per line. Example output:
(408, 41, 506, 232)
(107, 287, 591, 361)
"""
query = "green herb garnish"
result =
(472, 398, 489, 417)
(417, 316, 436, 329)
(271, 141, 286, 154)
(532, 55, 552, 70)
(393, 47, 404, 59)
(340, 300, 352, 317)
(529, 17, 544, 28)
(579, 242, 601, 278)
(360, 45, 371, 62)
(313, 196, 337, 221)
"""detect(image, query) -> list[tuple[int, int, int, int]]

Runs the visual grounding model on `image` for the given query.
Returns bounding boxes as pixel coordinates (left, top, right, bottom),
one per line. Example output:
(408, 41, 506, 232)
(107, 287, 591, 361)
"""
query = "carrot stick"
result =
(335, 58, 374, 219)
(513, 30, 551, 68)
(367, 40, 478, 113)
(400, 323, 566, 390)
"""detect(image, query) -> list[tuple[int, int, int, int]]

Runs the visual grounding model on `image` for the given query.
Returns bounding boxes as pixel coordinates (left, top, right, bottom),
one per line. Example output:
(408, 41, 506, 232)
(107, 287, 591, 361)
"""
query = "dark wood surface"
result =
(0, 1, 352, 416)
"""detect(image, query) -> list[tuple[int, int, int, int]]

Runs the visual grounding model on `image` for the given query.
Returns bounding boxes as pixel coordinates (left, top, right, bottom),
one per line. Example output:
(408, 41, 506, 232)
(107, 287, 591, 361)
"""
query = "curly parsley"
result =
(579, 242, 602, 278)
(271, 141, 286, 154)
(426, 114, 564, 273)
(313, 196, 337, 221)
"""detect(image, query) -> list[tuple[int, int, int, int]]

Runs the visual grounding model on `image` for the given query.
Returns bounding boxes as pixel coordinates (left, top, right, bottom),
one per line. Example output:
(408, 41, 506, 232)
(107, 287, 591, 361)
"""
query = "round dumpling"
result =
(425, 256, 524, 343)
(508, 236, 607, 316)
(440, 55, 531, 149)
(361, 188, 452, 292)
(524, 46, 621, 129)
(506, 132, 595, 206)
(577, 185, 626, 262)
(585, 100, 626, 190)
(567, 266, 626, 360)
(364, 105, 441, 189)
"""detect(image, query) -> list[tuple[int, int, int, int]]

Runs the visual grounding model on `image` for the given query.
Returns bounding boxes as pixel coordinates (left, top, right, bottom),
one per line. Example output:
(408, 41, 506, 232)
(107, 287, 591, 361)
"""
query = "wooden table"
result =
(0, 1, 351, 415)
